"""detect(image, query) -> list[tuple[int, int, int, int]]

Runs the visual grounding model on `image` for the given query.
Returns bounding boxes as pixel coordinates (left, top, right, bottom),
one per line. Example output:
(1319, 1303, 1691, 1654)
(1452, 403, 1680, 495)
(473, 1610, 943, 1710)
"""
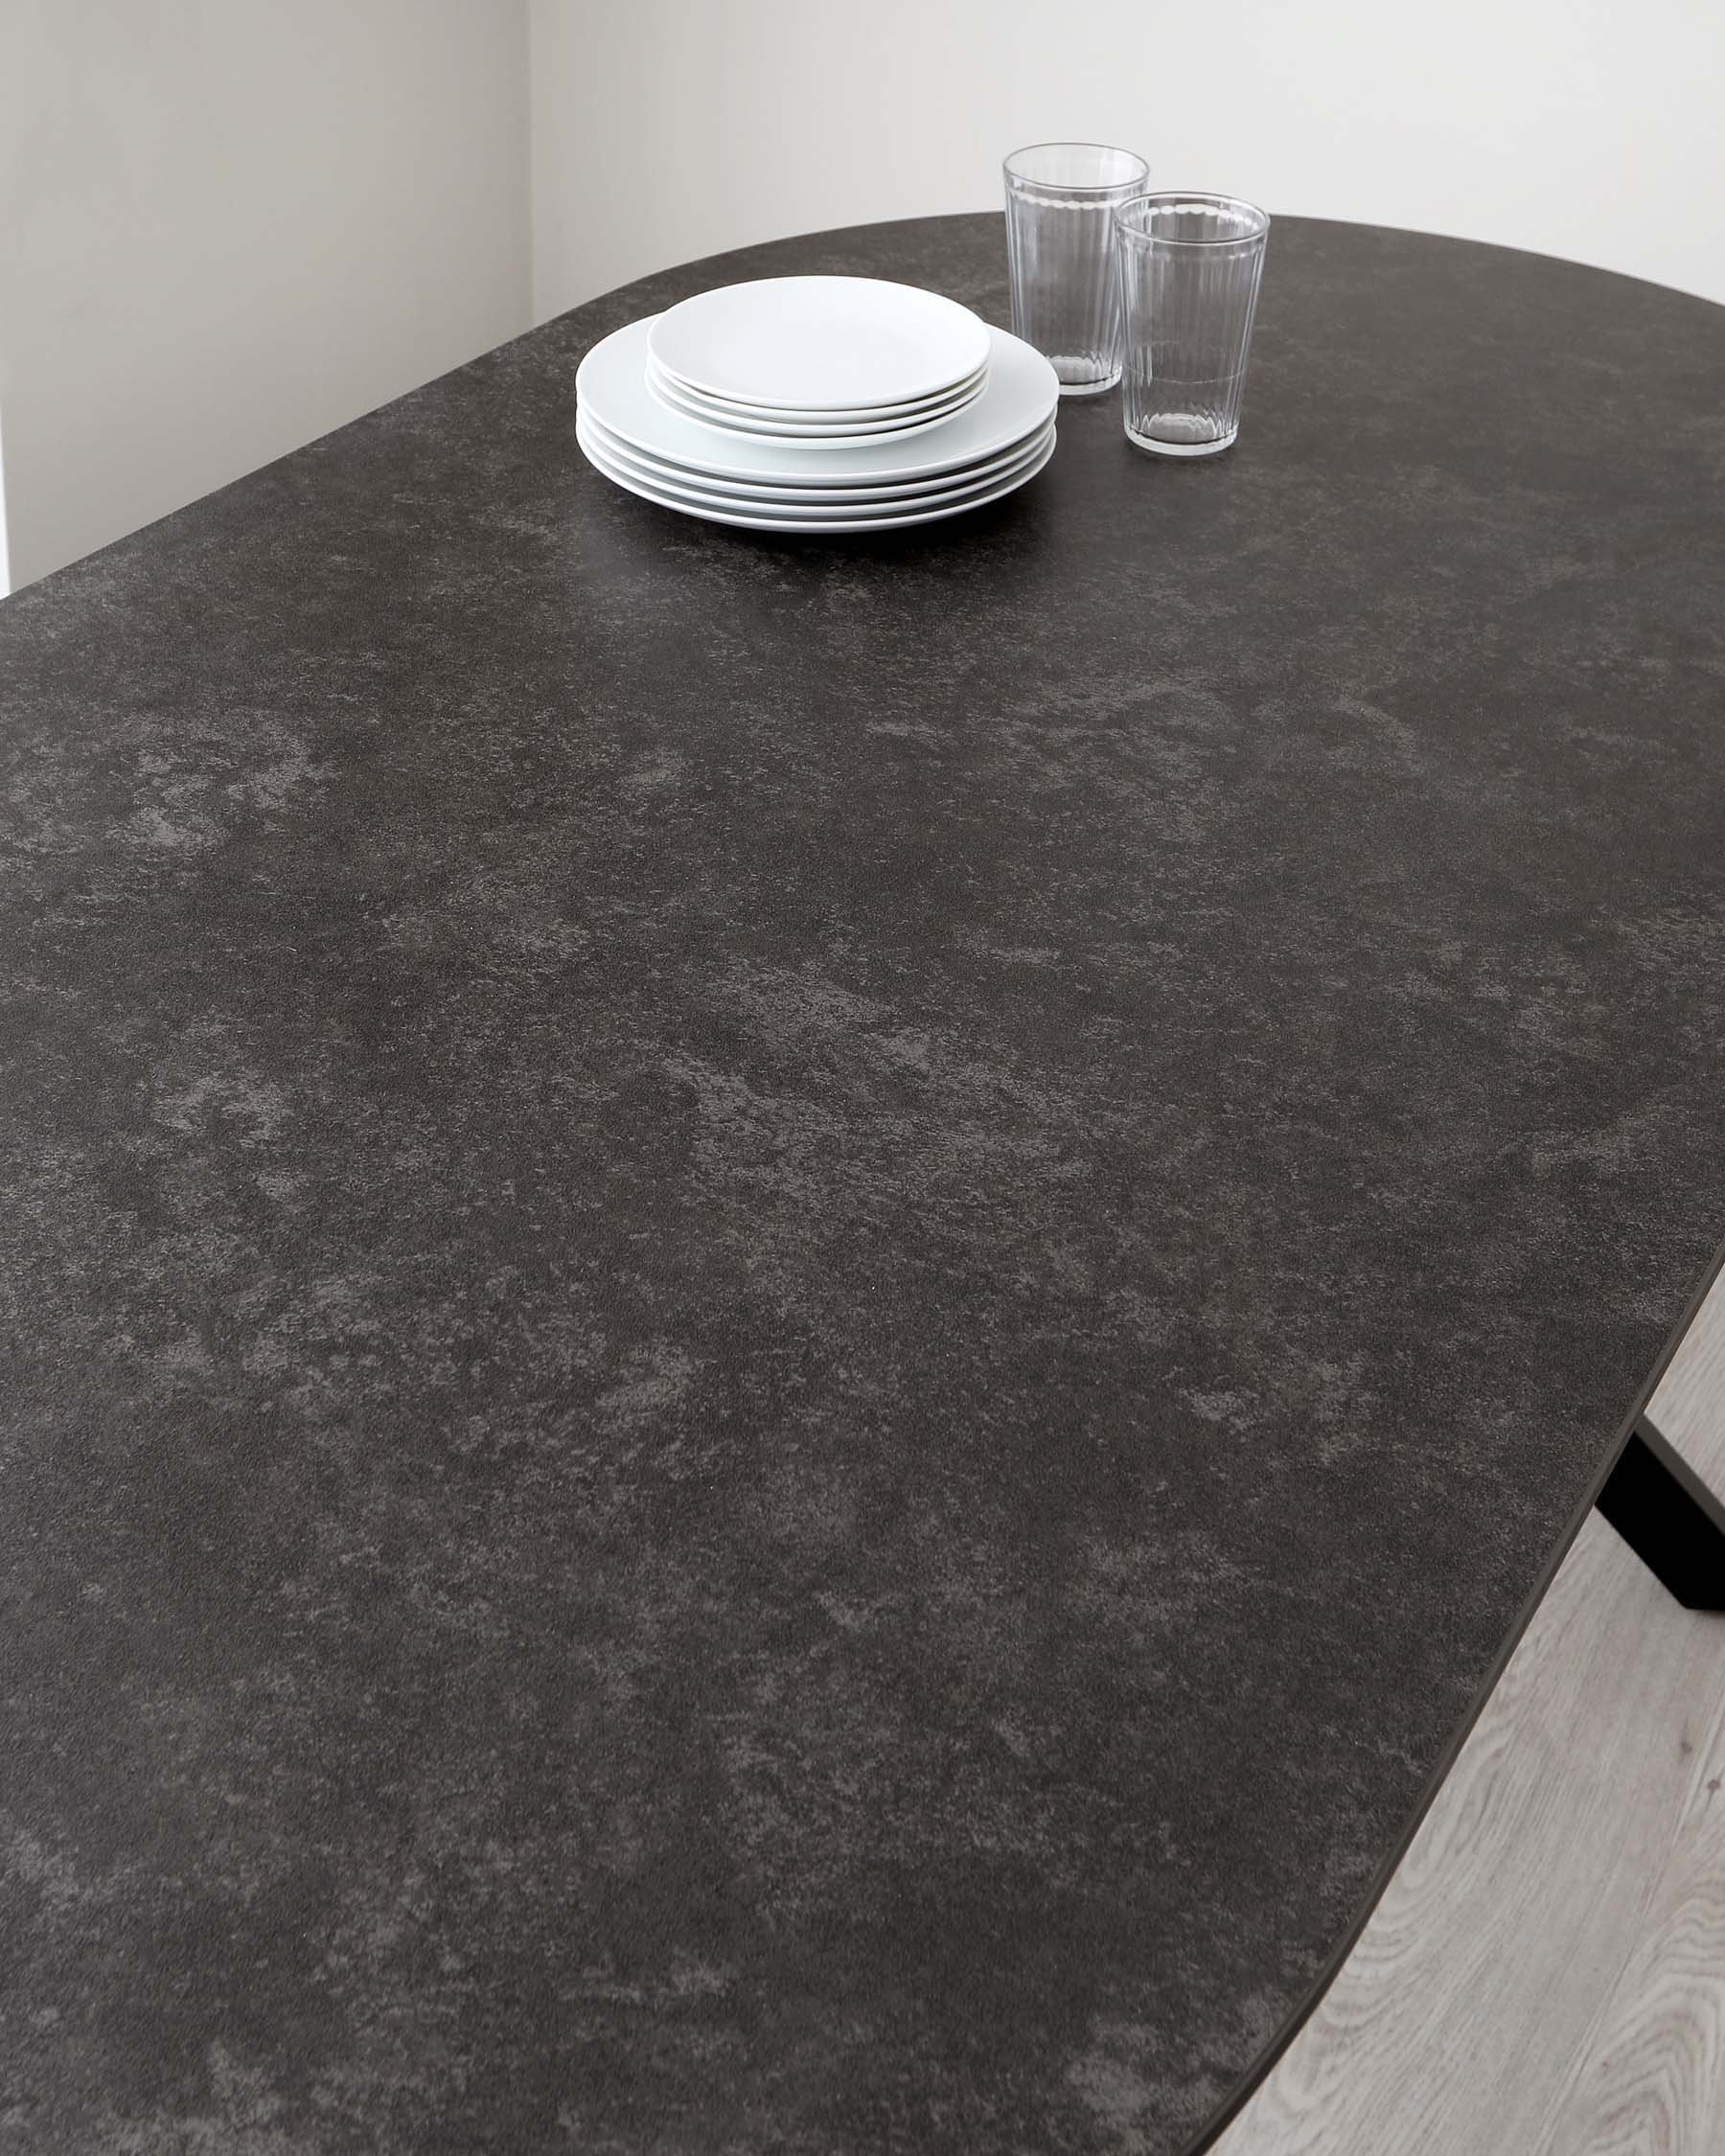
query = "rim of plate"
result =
(579, 414, 1053, 517)
(578, 427, 1051, 523)
(646, 276, 994, 411)
(644, 369, 978, 447)
(647, 354, 992, 424)
(580, 409, 1055, 504)
(579, 426, 1056, 535)
(577, 318, 1059, 488)
(581, 409, 1053, 503)
(645, 354, 987, 432)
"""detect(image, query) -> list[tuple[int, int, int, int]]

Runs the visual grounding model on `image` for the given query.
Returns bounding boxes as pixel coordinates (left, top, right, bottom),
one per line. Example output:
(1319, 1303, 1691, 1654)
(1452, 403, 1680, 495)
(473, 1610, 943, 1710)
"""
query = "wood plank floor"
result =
(1213, 1265, 1725, 2156)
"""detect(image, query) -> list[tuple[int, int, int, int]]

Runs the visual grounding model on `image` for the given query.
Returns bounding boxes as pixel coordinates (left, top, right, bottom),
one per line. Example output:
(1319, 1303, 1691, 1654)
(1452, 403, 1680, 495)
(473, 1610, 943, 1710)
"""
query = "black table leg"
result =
(1596, 1417, 1725, 1612)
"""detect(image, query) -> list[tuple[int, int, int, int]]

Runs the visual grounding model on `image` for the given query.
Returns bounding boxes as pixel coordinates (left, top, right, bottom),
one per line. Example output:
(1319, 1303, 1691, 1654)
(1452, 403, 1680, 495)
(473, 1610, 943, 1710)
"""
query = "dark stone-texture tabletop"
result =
(3, 213, 1724, 2156)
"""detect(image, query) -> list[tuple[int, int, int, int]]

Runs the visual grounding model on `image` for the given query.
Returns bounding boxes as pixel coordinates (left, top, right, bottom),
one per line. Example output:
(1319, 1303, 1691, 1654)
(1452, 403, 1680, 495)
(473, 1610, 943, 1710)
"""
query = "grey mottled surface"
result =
(2, 214, 1724, 2155)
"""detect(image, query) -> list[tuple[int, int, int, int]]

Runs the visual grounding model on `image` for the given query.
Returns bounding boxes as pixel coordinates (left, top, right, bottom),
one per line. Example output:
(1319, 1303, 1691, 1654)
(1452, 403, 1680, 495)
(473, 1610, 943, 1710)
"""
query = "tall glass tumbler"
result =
(1115, 194, 1270, 456)
(1003, 144, 1150, 397)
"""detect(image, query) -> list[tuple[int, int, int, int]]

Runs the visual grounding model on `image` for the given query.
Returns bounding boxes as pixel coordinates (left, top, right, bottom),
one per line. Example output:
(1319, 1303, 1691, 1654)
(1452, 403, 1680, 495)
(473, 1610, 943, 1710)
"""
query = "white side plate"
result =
(649, 354, 991, 425)
(646, 275, 993, 411)
(644, 365, 982, 447)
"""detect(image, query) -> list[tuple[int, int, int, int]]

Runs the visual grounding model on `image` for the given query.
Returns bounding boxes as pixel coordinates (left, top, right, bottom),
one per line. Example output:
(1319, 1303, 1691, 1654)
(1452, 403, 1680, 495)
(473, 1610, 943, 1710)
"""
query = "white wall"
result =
(529, 0, 1725, 323)
(0, 0, 531, 590)
(0, 404, 12, 598)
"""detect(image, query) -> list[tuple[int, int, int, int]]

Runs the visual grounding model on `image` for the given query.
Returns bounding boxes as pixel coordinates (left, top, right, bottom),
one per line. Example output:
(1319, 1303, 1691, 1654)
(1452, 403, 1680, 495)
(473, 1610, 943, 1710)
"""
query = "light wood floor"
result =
(1214, 1263, 1725, 2156)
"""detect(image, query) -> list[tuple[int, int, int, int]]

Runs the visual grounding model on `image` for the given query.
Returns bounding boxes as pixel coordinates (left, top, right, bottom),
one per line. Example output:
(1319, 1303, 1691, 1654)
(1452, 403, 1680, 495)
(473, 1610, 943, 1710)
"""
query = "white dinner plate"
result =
(578, 422, 1055, 534)
(644, 365, 980, 446)
(578, 413, 1053, 520)
(578, 318, 1059, 489)
(646, 277, 993, 411)
(580, 408, 1055, 505)
(650, 354, 992, 426)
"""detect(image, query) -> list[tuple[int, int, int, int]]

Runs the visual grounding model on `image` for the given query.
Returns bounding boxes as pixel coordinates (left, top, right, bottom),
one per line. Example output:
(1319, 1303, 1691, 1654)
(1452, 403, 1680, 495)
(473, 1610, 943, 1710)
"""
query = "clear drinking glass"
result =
(1115, 194, 1270, 456)
(1003, 144, 1151, 397)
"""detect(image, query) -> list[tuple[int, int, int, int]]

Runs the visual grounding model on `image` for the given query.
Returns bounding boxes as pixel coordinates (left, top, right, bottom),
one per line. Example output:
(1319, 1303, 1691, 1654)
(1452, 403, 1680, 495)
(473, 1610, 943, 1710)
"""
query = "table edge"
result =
(1182, 1227, 1725, 2156)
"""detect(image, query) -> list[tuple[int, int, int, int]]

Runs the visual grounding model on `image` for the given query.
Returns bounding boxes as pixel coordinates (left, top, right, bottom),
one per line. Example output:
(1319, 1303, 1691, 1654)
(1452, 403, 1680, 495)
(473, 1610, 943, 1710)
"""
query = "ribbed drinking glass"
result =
(1115, 194, 1270, 456)
(1003, 144, 1150, 397)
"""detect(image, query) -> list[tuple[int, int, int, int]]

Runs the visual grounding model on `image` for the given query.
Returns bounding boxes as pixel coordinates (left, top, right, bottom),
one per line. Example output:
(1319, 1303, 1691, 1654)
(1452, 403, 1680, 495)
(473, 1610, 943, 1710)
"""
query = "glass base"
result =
(1055, 369, 1121, 399)
(1125, 422, 1238, 458)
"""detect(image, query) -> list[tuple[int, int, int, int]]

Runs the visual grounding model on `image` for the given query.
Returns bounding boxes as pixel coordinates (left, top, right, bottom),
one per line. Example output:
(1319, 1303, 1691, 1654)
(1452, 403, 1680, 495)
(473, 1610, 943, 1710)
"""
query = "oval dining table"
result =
(4, 212, 1725, 2156)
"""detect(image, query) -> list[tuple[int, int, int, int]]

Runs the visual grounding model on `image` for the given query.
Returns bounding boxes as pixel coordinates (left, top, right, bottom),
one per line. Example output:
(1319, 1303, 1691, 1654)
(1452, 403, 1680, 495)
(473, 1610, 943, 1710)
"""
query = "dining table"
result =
(4, 210, 1724, 2156)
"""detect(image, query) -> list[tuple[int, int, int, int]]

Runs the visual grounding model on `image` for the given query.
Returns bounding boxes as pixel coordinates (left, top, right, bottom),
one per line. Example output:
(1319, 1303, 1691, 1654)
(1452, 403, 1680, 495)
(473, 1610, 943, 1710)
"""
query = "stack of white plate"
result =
(576, 276, 1059, 535)
(646, 277, 991, 444)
